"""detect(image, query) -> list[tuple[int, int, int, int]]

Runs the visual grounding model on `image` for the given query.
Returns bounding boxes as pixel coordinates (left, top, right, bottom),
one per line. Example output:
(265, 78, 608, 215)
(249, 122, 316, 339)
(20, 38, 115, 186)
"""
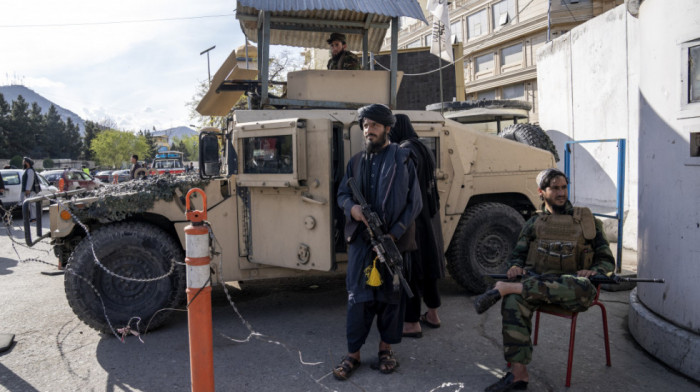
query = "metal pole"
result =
(390, 17, 398, 109)
(200, 45, 216, 86)
(438, 20, 444, 115)
(547, 0, 551, 42)
(616, 139, 626, 273)
(362, 30, 369, 69)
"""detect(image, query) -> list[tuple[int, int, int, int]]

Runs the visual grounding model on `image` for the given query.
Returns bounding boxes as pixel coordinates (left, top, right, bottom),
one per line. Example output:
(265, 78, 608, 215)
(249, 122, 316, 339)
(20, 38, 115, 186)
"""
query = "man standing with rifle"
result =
(334, 104, 422, 380)
(474, 168, 615, 392)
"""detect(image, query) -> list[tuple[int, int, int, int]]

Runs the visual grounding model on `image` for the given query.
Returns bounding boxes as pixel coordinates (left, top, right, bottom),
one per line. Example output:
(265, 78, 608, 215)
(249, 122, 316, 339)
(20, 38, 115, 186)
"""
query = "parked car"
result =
(94, 170, 114, 182)
(0, 169, 58, 215)
(41, 169, 103, 191)
(112, 169, 131, 183)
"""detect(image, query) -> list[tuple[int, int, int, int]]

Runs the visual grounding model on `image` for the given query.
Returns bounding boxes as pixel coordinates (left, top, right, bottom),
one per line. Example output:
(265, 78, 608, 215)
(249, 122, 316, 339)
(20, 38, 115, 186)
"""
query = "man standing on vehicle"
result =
(474, 168, 614, 392)
(129, 154, 142, 180)
(21, 157, 39, 223)
(326, 33, 361, 70)
(334, 104, 422, 380)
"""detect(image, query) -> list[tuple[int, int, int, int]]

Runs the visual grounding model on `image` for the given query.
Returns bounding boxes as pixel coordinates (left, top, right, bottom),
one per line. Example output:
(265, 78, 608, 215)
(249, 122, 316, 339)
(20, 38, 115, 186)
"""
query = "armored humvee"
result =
(24, 2, 555, 332)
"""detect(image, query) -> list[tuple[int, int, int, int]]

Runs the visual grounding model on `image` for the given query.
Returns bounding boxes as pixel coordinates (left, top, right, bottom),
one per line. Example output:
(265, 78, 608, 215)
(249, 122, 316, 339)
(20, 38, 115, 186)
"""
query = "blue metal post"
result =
(616, 139, 626, 273)
(561, 139, 626, 272)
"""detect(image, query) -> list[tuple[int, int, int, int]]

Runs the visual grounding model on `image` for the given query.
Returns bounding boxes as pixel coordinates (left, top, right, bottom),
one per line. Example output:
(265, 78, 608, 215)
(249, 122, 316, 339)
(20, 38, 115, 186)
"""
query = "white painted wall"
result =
(536, 5, 639, 250)
(536, 0, 700, 377)
(635, 0, 700, 332)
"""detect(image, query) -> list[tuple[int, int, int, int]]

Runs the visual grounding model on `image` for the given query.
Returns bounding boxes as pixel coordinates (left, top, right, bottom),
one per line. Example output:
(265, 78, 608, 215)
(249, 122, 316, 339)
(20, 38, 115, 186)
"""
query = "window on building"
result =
(451, 20, 463, 43)
(502, 83, 524, 100)
(501, 43, 523, 67)
(690, 44, 700, 103)
(467, 9, 488, 40)
(478, 89, 496, 100)
(475, 53, 494, 73)
(406, 39, 421, 49)
(492, 0, 516, 29)
(423, 34, 432, 46)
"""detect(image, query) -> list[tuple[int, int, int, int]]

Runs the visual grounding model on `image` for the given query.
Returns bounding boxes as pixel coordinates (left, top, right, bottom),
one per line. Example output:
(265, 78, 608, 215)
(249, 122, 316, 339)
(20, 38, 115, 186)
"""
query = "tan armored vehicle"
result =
(24, 2, 555, 332)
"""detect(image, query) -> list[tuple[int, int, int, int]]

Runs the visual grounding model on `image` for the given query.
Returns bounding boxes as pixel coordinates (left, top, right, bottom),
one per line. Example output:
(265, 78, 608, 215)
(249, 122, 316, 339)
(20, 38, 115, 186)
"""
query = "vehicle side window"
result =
(419, 137, 440, 168)
(80, 172, 91, 180)
(243, 135, 293, 174)
(1, 172, 20, 185)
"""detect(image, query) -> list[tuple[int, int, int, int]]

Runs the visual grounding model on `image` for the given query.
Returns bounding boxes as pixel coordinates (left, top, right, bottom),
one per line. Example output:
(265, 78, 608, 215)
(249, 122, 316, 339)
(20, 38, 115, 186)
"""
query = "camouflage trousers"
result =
(501, 275, 596, 364)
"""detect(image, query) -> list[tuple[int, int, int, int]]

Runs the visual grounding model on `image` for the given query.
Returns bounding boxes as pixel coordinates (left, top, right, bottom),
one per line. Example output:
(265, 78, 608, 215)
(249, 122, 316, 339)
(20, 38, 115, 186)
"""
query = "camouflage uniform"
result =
(501, 201, 614, 364)
(327, 50, 361, 70)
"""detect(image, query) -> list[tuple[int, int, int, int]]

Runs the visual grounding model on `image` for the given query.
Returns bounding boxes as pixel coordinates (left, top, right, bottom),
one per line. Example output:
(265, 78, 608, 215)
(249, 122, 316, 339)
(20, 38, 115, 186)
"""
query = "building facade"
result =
(385, 0, 623, 122)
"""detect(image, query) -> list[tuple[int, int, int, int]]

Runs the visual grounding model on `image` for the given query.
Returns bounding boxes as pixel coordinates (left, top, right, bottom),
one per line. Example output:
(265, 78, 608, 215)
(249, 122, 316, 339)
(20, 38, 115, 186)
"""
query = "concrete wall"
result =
(537, 0, 700, 380)
(635, 0, 700, 340)
(536, 5, 639, 250)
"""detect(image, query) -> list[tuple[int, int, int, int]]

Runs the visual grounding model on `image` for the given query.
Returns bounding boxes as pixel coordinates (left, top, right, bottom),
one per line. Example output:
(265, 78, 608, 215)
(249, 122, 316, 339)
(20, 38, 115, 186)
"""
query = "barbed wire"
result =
(2, 198, 338, 390)
(3, 200, 474, 391)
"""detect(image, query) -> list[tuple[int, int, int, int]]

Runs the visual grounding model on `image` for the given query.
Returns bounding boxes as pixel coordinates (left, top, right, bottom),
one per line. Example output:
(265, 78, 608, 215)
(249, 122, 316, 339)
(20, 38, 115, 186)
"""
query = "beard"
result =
(544, 195, 567, 214)
(365, 128, 389, 154)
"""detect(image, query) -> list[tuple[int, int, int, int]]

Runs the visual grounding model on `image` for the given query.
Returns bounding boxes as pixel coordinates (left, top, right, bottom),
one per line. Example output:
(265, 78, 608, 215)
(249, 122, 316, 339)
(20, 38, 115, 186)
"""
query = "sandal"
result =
(333, 355, 361, 380)
(420, 312, 441, 328)
(378, 350, 399, 374)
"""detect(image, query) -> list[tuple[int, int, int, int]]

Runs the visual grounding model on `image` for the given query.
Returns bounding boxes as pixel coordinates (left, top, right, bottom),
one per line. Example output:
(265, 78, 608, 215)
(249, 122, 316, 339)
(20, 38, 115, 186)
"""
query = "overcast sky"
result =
(0, 0, 293, 132)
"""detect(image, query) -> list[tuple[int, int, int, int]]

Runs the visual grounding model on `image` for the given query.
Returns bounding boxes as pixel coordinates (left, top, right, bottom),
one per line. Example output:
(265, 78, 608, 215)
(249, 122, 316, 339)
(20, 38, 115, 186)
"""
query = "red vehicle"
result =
(42, 169, 103, 191)
(151, 151, 185, 175)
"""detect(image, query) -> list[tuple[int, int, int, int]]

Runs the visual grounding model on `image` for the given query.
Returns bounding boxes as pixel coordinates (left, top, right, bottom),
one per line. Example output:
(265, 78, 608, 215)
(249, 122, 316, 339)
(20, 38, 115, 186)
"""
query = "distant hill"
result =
(151, 126, 197, 143)
(0, 84, 85, 135)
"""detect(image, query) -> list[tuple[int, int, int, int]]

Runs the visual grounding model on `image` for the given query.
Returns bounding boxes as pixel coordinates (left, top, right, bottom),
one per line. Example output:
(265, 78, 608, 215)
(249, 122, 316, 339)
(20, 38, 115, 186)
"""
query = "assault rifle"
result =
(487, 271, 664, 285)
(346, 177, 413, 298)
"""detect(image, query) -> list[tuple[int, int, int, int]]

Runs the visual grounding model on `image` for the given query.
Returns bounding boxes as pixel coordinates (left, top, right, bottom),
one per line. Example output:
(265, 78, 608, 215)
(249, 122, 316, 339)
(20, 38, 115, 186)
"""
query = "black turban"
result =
(357, 104, 395, 128)
(23, 157, 34, 167)
(389, 114, 418, 144)
(536, 168, 568, 189)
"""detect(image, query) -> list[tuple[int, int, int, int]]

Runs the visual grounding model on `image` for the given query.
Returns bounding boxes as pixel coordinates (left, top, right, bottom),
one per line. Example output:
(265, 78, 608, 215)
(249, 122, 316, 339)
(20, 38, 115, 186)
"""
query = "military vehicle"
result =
(23, 2, 555, 333)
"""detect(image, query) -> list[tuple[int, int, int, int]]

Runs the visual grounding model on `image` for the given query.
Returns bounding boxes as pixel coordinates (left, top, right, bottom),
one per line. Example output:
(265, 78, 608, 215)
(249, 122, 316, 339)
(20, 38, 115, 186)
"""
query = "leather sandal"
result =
(419, 312, 441, 328)
(333, 355, 360, 380)
(377, 350, 399, 374)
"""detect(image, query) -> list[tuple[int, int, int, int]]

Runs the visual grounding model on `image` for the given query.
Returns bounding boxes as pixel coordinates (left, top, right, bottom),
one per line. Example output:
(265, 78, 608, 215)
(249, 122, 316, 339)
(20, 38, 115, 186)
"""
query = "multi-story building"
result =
(384, 0, 623, 122)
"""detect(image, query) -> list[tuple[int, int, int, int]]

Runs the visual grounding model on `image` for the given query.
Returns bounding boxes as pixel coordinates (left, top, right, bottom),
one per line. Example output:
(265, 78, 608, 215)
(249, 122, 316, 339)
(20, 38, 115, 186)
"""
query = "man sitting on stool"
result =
(474, 168, 614, 392)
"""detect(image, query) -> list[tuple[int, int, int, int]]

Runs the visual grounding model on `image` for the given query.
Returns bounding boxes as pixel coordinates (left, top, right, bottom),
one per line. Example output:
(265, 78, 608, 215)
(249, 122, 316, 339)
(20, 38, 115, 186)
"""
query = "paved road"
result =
(1, 212, 698, 392)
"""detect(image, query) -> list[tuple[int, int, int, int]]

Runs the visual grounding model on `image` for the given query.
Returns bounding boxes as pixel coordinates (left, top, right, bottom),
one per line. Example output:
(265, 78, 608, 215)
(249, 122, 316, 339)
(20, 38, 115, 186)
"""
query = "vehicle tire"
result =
(446, 202, 525, 294)
(134, 168, 148, 179)
(499, 123, 560, 162)
(64, 222, 186, 333)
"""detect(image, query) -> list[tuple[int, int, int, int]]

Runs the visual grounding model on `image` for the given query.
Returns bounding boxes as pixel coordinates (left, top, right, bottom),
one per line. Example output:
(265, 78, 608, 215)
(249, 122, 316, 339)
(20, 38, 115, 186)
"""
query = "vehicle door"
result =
(234, 117, 335, 271)
(0, 171, 21, 207)
(78, 171, 94, 188)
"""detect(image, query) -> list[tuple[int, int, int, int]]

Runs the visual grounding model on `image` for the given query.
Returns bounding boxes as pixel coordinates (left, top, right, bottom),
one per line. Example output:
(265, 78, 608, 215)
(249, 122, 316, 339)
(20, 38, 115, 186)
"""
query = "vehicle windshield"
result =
(154, 159, 183, 169)
(1, 172, 20, 185)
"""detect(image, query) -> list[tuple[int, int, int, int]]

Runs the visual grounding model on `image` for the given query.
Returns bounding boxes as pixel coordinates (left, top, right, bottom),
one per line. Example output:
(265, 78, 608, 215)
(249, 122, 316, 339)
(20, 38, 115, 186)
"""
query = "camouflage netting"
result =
(67, 174, 211, 223)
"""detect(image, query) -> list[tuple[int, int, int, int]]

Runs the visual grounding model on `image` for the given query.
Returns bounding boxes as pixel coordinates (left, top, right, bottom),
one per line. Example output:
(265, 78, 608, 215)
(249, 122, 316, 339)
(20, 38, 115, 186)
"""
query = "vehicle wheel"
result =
(64, 222, 186, 333)
(499, 123, 560, 162)
(446, 202, 525, 294)
(134, 168, 148, 179)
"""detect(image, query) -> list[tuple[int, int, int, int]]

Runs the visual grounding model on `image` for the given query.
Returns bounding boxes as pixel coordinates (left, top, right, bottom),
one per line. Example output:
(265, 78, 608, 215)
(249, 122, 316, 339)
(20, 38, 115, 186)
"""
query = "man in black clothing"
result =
(129, 154, 142, 180)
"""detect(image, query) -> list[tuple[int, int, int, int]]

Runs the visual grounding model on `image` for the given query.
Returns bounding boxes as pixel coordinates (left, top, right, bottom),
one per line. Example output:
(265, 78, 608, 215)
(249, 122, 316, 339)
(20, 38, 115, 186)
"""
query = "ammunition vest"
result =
(526, 207, 596, 274)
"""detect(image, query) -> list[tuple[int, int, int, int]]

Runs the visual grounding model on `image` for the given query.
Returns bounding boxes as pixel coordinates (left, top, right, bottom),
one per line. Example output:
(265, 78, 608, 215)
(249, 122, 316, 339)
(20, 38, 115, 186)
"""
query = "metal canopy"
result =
(232, 0, 427, 109)
(235, 0, 427, 52)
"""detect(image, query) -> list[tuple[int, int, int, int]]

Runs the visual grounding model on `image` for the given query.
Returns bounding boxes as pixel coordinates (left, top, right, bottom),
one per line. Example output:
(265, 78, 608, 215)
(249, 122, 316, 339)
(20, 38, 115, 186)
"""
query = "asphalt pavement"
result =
(1, 211, 698, 392)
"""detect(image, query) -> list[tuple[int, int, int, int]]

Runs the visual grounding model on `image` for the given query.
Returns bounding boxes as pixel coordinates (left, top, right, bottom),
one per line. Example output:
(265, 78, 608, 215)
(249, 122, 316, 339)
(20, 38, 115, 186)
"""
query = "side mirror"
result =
(199, 131, 221, 177)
